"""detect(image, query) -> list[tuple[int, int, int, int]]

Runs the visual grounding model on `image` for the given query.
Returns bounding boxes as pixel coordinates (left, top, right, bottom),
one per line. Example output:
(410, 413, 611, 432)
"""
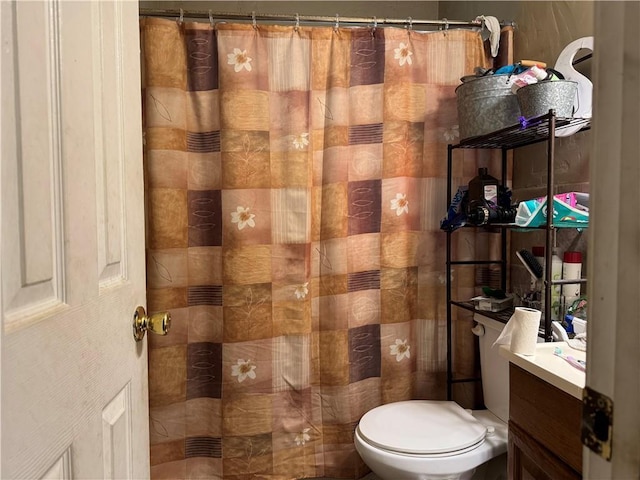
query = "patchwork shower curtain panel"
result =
(141, 18, 507, 479)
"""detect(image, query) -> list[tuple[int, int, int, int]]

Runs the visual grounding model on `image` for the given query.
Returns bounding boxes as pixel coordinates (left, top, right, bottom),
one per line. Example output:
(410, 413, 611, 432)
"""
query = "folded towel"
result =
(474, 15, 501, 57)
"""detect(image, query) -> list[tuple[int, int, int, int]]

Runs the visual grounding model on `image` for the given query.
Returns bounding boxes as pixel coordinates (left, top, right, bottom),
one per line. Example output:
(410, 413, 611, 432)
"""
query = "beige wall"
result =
(439, 0, 594, 193)
(440, 1, 594, 287)
(139, 1, 439, 22)
(439, 1, 593, 64)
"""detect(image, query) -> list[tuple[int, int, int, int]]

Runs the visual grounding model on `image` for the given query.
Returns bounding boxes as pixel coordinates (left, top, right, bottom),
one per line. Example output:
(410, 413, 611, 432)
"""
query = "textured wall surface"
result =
(139, 1, 439, 23)
(440, 1, 594, 291)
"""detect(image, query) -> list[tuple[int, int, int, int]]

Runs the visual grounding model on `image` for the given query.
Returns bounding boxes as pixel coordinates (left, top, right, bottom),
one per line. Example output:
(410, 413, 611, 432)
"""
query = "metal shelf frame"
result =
(445, 111, 591, 400)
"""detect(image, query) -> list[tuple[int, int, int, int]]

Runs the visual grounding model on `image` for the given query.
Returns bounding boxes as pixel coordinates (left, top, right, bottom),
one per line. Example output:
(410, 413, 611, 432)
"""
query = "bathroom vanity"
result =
(499, 343, 585, 479)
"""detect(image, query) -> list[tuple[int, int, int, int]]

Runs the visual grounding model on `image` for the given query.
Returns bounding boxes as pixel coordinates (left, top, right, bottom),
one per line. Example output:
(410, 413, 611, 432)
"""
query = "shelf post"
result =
(446, 144, 453, 400)
(544, 111, 556, 341)
(501, 148, 508, 292)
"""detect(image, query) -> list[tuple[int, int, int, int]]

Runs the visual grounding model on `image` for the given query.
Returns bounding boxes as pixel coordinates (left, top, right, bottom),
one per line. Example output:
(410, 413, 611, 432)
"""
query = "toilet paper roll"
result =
(492, 307, 542, 356)
(510, 307, 542, 355)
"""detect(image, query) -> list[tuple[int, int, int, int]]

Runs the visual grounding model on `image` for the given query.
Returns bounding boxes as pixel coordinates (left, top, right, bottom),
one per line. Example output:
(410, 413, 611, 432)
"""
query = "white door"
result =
(586, 1, 640, 477)
(1, 1, 151, 478)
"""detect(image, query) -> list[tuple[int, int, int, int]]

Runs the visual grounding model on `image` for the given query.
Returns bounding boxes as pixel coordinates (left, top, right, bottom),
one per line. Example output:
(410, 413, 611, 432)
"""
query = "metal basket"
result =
(455, 74, 521, 141)
(516, 80, 578, 119)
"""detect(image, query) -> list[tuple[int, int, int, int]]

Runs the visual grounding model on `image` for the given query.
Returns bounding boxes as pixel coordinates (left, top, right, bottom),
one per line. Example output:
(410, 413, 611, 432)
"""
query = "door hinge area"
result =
(582, 386, 613, 461)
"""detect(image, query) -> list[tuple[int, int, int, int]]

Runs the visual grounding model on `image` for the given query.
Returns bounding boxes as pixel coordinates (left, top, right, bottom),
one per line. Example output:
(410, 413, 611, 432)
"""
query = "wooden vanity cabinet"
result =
(508, 364, 583, 479)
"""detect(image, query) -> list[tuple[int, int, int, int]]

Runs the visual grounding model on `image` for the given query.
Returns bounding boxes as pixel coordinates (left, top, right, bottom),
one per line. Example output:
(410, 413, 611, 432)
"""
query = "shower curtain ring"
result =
(252, 11, 257, 29)
(294, 13, 300, 32)
(334, 14, 340, 32)
(407, 16, 413, 31)
(177, 8, 184, 25)
(208, 10, 214, 27)
(371, 16, 377, 36)
(441, 18, 449, 35)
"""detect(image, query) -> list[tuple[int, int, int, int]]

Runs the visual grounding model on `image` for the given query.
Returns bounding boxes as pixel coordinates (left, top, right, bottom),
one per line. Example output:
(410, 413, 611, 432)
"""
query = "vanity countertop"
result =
(499, 342, 585, 399)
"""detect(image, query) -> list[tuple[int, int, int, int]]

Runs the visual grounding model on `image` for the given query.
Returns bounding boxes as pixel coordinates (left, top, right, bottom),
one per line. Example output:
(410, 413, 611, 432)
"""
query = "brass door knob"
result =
(133, 306, 171, 341)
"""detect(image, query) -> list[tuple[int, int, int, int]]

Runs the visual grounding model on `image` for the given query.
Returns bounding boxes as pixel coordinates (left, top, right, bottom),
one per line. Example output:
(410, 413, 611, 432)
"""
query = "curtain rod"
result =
(138, 7, 516, 30)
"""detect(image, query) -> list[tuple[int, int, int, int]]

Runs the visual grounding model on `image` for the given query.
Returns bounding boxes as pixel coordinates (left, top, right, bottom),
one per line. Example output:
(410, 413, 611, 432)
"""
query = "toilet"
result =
(354, 315, 509, 480)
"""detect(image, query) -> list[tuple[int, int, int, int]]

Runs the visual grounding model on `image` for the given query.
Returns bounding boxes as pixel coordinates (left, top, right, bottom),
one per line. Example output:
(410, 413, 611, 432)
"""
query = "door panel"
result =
(1, 1, 149, 478)
(93, 1, 126, 288)
(102, 384, 133, 480)
(41, 449, 72, 480)
(2, 0, 66, 331)
(587, 1, 640, 477)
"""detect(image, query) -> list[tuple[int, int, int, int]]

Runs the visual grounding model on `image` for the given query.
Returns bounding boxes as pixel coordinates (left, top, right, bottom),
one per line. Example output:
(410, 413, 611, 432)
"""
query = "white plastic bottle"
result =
(510, 65, 549, 93)
(562, 251, 582, 297)
(550, 248, 563, 320)
(561, 251, 583, 318)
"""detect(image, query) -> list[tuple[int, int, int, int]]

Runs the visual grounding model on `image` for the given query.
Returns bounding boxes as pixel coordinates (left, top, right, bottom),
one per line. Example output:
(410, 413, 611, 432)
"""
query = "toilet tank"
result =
(474, 314, 509, 423)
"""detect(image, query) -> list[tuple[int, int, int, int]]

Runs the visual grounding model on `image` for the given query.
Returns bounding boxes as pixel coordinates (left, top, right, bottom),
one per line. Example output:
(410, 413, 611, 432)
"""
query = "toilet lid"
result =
(357, 401, 487, 455)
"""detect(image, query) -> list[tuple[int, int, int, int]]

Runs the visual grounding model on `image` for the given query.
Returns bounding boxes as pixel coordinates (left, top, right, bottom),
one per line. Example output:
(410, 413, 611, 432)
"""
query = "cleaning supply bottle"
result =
(561, 251, 582, 318)
(562, 251, 582, 297)
(466, 168, 501, 226)
(468, 167, 499, 206)
(550, 248, 563, 320)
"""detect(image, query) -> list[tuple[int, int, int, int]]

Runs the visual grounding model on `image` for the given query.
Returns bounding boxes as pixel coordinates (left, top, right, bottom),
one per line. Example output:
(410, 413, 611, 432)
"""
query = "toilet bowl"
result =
(354, 402, 507, 480)
(354, 315, 509, 480)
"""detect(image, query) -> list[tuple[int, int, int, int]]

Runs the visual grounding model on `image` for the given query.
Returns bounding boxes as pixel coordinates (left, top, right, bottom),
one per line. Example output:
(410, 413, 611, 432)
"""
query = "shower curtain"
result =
(141, 17, 511, 479)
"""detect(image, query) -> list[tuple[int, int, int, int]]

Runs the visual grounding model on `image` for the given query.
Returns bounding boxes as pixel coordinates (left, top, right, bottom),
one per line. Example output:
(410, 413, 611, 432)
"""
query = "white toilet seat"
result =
(354, 405, 508, 480)
(357, 400, 488, 457)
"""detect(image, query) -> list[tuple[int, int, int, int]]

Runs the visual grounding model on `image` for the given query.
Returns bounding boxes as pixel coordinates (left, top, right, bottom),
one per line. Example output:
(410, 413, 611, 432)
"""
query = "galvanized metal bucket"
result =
(516, 80, 578, 119)
(455, 75, 521, 141)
